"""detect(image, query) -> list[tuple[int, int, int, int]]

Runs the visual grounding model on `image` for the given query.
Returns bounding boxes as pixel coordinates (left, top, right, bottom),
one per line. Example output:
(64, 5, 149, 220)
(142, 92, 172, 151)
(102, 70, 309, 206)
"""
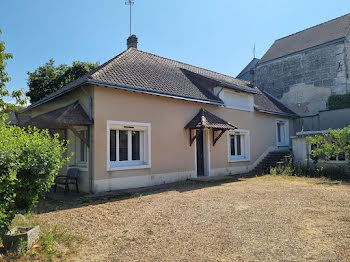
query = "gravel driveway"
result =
(36, 176, 350, 262)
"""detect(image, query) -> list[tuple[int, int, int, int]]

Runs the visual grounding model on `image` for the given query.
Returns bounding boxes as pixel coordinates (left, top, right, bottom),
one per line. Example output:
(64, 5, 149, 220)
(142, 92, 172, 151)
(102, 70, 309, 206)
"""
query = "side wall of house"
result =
(256, 41, 349, 116)
(93, 86, 292, 192)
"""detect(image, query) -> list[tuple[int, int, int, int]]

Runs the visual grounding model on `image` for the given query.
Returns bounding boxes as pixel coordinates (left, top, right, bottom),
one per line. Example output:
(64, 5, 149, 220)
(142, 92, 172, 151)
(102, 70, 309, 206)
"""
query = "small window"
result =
(108, 121, 151, 170)
(78, 130, 88, 163)
(228, 130, 250, 162)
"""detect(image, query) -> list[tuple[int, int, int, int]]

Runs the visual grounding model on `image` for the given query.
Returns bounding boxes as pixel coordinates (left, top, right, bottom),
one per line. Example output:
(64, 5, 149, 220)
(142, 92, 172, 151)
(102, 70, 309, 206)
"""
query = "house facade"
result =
(18, 36, 295, 193)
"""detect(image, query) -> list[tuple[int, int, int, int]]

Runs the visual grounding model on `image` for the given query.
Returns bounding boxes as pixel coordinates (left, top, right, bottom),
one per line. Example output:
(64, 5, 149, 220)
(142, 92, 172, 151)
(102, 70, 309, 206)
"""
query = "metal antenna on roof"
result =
(253, 43, 256, 58)
(125, 0, 134, 36)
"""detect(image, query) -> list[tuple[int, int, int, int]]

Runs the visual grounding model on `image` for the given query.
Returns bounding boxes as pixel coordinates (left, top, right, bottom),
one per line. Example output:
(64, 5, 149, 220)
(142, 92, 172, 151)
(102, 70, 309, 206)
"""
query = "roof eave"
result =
(87, 79, 225, 106)
(21, 81, 88, 113)
(254, 107, 298, 118)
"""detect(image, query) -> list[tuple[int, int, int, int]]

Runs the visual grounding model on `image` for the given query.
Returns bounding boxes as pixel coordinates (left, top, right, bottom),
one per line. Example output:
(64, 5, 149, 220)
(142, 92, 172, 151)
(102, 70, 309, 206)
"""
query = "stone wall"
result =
(256, 40, 349, 116)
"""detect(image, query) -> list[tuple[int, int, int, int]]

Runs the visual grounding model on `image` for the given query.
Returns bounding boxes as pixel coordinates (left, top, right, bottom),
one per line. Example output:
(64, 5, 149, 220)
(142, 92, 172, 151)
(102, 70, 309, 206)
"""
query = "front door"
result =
(196, 130, 205, 176)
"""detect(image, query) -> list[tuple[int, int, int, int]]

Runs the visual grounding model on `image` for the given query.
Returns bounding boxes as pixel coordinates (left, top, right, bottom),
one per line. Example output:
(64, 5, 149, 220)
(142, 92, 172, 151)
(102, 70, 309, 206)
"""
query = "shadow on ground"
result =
(34, 175, 251, 214)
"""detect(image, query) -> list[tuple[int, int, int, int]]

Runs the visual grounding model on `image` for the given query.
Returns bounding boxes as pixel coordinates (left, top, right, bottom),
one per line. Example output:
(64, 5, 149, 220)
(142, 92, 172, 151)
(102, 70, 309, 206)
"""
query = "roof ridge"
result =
(275, 13, 350, 42)
(132, 48, 250, 85)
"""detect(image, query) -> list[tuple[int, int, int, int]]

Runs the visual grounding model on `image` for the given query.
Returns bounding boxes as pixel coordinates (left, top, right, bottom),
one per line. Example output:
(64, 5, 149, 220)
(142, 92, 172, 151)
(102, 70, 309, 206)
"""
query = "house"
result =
(18, 35, 295, 193)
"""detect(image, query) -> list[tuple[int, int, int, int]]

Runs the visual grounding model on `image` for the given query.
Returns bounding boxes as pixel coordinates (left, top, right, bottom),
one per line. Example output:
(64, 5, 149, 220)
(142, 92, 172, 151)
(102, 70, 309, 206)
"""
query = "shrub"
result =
(328, 93, 350, 110)
(307, 126, 350, 166)
(0, 121, 69, 239)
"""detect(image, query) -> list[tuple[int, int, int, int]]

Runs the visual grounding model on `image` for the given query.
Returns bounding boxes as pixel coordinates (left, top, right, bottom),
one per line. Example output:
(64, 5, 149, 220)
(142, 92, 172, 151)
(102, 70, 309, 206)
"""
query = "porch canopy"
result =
(21, 101, 93, 146)
(185, 108, 237, 146)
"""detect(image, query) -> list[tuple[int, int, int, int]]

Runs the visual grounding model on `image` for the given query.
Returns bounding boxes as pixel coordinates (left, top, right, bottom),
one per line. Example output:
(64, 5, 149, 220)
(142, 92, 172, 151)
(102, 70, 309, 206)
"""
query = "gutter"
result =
(86, 79, 225, 106)
(21, 82, 87, 113)
(21, 78, 227, 113)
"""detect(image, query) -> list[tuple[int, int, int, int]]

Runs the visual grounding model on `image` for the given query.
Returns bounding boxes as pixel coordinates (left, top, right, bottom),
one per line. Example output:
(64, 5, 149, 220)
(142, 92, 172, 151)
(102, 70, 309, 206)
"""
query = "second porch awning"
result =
(20, 101, 93, 146)
(185, 109, 237, 146)
(21, 101, 93, 129)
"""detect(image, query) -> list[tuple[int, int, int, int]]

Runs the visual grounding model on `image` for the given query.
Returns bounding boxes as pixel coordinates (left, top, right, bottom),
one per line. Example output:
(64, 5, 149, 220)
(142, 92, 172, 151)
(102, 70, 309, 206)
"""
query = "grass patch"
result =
(2, 214, 80, 261)
(145, 229, 154, 235)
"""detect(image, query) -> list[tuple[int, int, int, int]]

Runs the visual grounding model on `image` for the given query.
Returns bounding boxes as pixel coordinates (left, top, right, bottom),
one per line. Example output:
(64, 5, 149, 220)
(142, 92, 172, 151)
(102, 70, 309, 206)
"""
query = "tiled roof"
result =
(21, 101, 92, 128)
(254, 91, 297, 117)
(23, 48, 293, 117)
(260, 14, 350, 64)
(90, 48, 260, 97)
(25, 48, 259, 111)
(185, 109, 237, 130)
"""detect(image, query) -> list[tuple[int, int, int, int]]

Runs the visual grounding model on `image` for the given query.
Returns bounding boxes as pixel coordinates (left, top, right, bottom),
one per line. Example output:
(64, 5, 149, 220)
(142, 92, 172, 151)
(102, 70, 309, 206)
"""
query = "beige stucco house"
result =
(18, 36, 296, 193)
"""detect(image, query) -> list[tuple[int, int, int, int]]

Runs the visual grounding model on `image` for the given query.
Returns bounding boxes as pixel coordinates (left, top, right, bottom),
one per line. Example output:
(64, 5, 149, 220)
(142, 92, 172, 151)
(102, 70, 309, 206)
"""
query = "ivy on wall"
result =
(328, 93, 350, 110)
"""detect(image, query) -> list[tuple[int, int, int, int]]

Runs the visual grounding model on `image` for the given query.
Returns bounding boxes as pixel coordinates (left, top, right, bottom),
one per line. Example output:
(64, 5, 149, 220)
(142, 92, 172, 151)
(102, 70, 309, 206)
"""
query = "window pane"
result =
(132, 131, 140, 160)
(236, 135, 242, 155)
(119, 130, 128, 161)
(110, 130, 116, 161)
(80, 131, 85, 162)
(277, 123, 281, 142)
(230, 135, 235, 156)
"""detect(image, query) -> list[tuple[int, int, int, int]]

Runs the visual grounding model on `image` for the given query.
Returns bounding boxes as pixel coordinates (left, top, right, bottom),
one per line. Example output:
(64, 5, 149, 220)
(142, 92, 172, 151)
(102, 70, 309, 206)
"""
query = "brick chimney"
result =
(127, 34, 138, 49)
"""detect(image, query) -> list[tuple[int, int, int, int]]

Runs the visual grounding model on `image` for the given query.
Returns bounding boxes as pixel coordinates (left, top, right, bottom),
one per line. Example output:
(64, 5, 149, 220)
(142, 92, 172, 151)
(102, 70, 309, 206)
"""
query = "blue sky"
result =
(1, 0, 349, 102)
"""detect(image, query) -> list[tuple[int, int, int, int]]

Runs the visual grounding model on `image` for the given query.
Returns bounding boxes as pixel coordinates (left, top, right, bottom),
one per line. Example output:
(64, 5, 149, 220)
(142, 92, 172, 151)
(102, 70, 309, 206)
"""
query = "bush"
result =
(307, 126, 350, 166)
(328, 93, 350, 110)
(0, 121, 69, 239)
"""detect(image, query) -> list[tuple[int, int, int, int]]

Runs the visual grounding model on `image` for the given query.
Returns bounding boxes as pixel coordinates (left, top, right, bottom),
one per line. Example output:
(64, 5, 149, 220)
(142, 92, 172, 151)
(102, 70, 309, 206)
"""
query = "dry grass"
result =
(18, 176, 350, 261)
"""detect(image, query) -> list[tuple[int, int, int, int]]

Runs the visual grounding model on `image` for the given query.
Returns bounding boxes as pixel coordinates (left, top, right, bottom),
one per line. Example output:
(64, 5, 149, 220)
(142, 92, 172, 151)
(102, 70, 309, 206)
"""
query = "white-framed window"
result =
(227, 129, 250, 162)
(107, 121, 151, 171)
(214, 88, 254, 112)
(275, 119, 289, 146)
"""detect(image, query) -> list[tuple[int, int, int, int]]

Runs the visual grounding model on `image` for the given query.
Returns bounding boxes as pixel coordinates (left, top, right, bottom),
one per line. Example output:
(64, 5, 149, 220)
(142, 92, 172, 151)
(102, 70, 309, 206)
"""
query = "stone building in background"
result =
(237, 14, 350, 167)
(254, 14, 350, 117)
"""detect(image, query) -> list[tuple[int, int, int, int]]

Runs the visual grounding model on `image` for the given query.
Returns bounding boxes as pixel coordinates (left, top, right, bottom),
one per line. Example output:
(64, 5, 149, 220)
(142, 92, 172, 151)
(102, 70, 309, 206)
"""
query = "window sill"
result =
(107, 164, 151, 171)
(228, 157, 250, 163)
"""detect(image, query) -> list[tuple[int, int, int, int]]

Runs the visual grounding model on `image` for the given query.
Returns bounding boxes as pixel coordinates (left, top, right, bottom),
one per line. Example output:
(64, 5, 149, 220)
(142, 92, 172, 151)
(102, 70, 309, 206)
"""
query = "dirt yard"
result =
(35, 176, 350, 261)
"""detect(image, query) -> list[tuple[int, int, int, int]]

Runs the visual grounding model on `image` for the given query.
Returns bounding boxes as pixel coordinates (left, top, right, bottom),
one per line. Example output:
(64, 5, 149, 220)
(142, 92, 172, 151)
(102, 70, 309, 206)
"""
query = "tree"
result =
(0, 29, 26, 118)
(1, 102, 25, 114)
(0, 29, 69, 239)
(307, 126, 350, 165)
(27, 59, 99, 103)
